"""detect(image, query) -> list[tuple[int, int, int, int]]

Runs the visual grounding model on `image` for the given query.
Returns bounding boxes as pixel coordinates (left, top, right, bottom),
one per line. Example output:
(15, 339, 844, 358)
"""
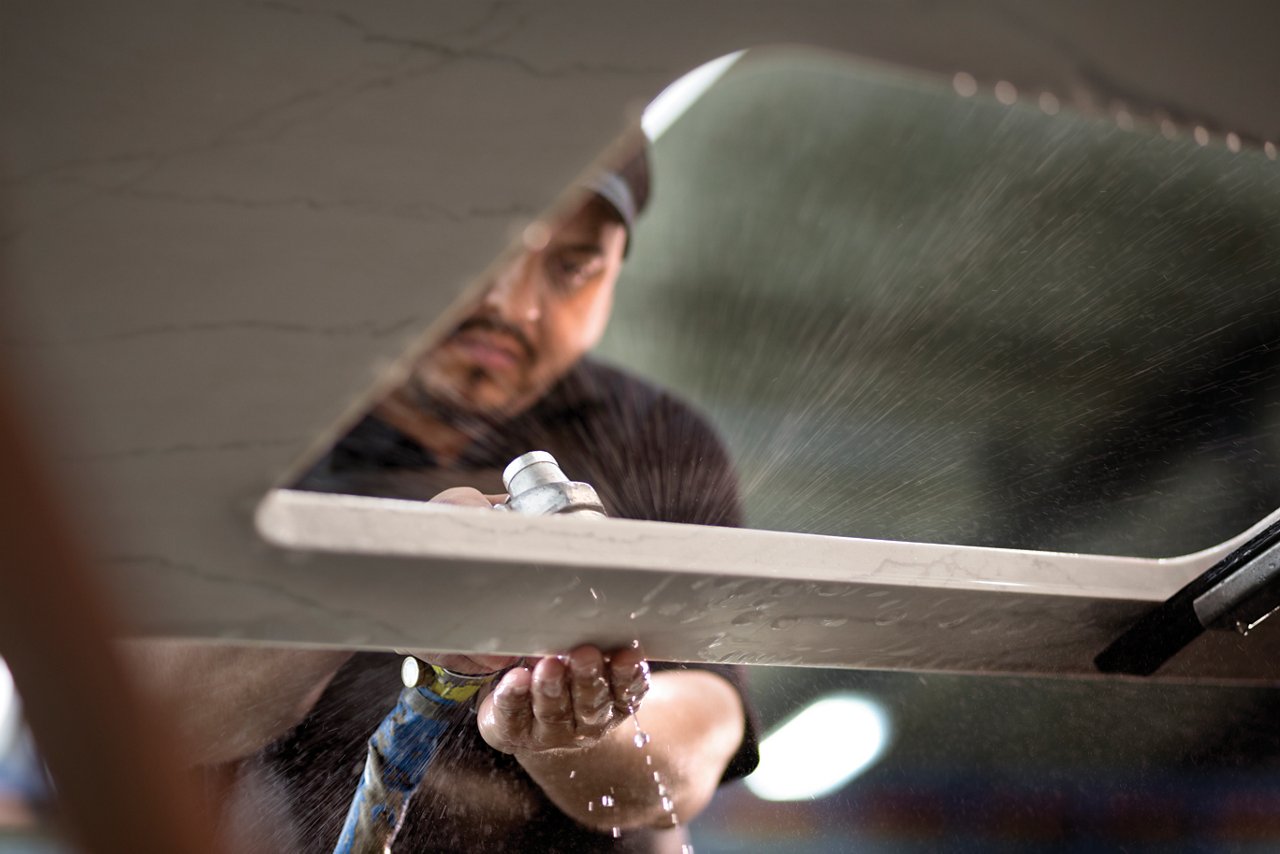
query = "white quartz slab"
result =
(245, 490, 1280, 680)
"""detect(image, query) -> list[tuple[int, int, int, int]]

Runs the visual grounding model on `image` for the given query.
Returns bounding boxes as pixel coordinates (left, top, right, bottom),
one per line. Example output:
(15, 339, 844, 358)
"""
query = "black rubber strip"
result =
(1094, 516, 1280, 676)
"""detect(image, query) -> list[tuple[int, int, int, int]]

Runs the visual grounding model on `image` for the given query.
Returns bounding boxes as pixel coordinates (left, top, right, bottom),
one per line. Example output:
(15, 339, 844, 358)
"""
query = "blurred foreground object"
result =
(0, 316, 221, 853)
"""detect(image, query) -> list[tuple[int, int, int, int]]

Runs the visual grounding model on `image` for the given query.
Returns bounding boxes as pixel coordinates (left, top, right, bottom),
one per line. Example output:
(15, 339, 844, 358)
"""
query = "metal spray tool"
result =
(498, 450, 606, 518)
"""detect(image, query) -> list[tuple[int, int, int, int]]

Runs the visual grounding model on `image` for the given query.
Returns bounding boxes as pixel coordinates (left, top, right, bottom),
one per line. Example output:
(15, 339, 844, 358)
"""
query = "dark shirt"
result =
(298, 357, 744, 528)
(256, 358, 758, 853)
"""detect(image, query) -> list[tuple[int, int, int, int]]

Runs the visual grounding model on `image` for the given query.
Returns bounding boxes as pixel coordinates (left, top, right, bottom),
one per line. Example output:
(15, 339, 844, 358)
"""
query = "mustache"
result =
(451, 315, 536, 362)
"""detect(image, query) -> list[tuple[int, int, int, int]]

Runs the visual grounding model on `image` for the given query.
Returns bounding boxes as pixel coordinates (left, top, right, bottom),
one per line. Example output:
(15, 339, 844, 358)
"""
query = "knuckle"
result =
(578, 703, 614, 729)
(534, 703, 575, 727)
(494, 674, 532, 711)
(573, 673, 610, 696)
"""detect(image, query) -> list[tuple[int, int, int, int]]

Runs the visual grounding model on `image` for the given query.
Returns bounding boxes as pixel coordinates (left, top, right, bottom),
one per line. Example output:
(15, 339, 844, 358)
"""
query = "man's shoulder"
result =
(562, 356, 661, 401)
(547, 358, 743, 527)
(556, 357, 706, 426)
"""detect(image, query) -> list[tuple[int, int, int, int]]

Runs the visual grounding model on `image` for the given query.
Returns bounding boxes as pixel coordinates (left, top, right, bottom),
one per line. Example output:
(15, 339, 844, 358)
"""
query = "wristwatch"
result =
(400, 656, 501, 704)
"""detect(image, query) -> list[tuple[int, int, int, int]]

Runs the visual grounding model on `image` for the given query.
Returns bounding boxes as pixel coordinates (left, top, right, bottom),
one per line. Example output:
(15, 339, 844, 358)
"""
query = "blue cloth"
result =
(332, 686, 464, 854)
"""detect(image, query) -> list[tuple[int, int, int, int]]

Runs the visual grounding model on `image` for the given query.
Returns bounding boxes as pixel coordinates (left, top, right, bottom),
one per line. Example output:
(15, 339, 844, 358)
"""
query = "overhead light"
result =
(641, 51, 745, 141)
(0, 657, 18, 758)
(744, 692, 891, 801)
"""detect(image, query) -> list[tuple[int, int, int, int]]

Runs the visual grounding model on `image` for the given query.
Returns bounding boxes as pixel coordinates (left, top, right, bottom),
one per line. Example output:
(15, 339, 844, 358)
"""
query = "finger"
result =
(481, 666, 534, 751)
(431, 487, 494, 509)
(530, 656, 575, 743)
(567, 645, 614, 734)
(607, 643, 650, 716)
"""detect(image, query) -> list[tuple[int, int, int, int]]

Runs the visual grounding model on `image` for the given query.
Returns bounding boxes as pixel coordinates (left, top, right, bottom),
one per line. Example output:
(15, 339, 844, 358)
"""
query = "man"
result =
(132, 143, 757, 852)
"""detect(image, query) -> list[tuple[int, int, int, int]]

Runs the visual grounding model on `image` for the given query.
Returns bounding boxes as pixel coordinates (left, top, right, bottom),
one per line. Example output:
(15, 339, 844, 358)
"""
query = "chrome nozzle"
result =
(501, 451, 606, 518)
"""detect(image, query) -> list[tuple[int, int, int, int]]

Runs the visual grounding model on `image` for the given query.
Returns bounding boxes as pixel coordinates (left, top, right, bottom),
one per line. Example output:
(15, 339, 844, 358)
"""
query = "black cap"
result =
(584, 141, 651, 251)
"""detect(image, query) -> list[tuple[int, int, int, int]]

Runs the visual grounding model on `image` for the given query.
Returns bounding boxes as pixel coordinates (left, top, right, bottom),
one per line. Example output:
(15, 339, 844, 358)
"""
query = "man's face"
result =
(416, 196, 627, 419)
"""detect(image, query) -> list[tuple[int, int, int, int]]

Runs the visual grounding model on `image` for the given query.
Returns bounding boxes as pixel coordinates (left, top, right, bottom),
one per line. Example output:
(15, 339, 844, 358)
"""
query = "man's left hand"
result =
(477, 643, 650, 755)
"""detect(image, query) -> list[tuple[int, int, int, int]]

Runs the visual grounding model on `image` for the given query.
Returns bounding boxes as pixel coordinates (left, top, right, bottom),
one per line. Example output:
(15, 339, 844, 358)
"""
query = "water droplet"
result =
(633, 731, 651, 748)
(601, 795, 615, 808)
(1194, 125, 1210, 146)
(568, 770, 576, 779)
(653, 771, 662, 782)
(587, 802, 594, 812)
(968, 616, 1002, 635)
(1266, 141, 1277, 160)
(994, 80, 1017, 105)
(669, 813, 680, 825)
(657, 783, 667, 796)
(589, 588, 599, 600)
(952, 71, 977, 97)
(682, 845, 695, 854)
(646, 755, 653, 766)
(1038, 91, 1060, 115)
(612, 827, 622, 838)
(770, 617, 799, 630)
(628, 612, 637, 620)
(819, 617, 848, 628)
(875, 610, 908, 627)
(1226, 131, 1242, 153)
(661, 796, 674, 812)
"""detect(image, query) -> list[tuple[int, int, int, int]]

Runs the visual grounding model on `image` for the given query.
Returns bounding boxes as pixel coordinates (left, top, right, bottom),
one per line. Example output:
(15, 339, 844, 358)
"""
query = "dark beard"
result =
(402, 371, 506, 444)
